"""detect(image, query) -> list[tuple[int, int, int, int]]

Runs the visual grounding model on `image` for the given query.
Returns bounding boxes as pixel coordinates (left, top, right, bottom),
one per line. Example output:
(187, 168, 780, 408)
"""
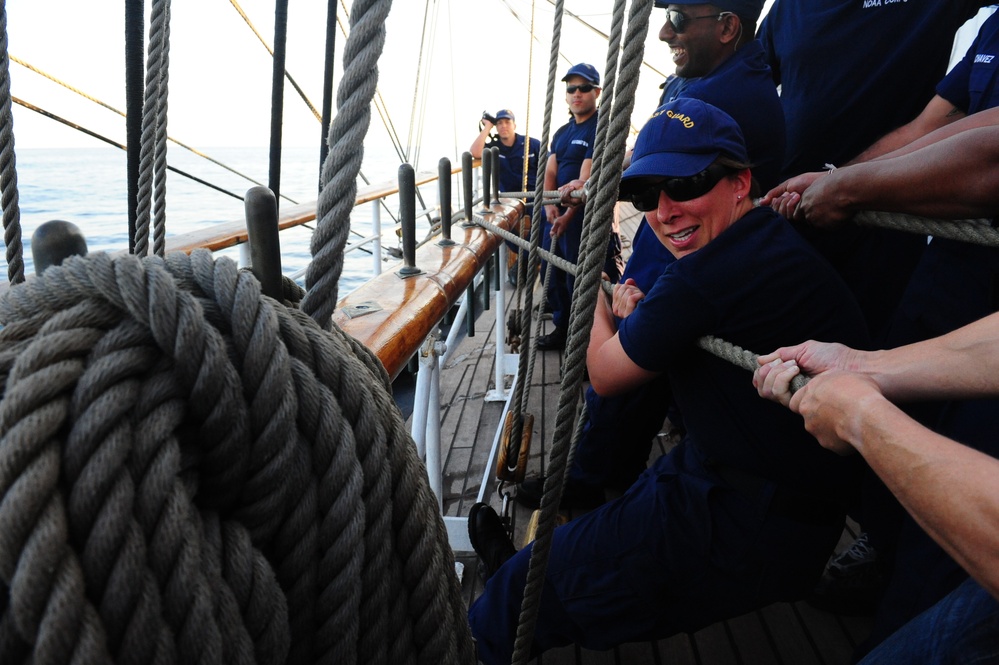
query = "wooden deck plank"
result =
(656, 633, 699, 665)
(757, 602, 825, 665)
(692, 622, 739, 665)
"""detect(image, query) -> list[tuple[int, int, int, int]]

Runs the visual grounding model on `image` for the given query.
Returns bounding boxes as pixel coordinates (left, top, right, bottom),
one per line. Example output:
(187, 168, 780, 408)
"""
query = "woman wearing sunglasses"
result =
(469, 97, 872, 664)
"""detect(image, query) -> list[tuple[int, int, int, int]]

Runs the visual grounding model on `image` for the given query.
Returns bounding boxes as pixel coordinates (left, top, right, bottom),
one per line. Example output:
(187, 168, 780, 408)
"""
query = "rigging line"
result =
(545, 0, 670, 81)
(335, 0, 407, 163)
(15, 97, 245, 202)
(227, 0, 322, 122)
(10, 54, 300, 205)
(446, 0, 460, 169)
(405, 0, 433, 163)
(411, 0, 442, 169)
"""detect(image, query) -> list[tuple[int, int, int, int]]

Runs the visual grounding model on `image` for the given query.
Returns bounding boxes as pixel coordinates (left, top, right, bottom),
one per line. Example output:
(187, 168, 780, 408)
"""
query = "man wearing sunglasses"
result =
(468, 97, 869, 665)
(537, 62, 623, 352)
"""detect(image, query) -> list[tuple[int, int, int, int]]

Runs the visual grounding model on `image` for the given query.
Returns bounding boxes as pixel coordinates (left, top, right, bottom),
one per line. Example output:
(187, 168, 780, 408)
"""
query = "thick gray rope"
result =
(511, 2, 653, 663)
(152, 12, 171, 259)
(134, 0, 171, 258)
(856, 210, 999, 246)
(0, 250, 473, 665)
(301, 0, 394, 328)
(472, 213, 581, 277)
(0, 3, 22, 285)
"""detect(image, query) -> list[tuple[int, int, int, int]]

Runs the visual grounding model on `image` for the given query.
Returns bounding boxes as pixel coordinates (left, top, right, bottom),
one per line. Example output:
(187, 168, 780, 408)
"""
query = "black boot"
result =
(468, 503, 517, 580)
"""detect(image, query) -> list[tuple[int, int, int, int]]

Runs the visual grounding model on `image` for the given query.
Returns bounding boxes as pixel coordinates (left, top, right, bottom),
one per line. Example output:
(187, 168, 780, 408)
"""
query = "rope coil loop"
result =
(0, 249, 473, 665)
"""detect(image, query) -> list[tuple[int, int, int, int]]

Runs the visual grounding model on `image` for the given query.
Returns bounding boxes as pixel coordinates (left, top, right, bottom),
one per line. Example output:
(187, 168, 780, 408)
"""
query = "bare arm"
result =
(762, 96, 969, 217)
(755, 311, 999, 404)
(469, 121, 493, 159)
(788, 371, 999, 600)
(797, 125, 999, 224)
(544, 154, 559, 224)
(847, 95, 966, 164)
(586, 285, 657, 396)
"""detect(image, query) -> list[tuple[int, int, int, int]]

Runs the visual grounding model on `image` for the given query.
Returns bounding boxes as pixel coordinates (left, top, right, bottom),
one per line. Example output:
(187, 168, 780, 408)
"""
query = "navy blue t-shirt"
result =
(487, 133, 543, 195)
(550, 112, 597, 187)
(617, 207, 870, 500)
(759, 0, 985, 177)
(938, 9, 999, 115)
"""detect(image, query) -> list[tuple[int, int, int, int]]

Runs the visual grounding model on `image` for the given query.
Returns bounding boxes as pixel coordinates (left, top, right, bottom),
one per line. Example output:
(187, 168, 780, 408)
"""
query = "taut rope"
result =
(0, 249, 473, 665)
(302, 0, 395, 326)
(134, 0, 171, 258)
(0, 2, 23, 285)
(511, 1, 653, 663)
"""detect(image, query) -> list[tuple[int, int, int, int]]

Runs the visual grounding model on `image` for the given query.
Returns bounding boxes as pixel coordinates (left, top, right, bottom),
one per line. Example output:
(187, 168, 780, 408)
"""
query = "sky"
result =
(6, 0, 990, 173)
(4, 1, 701, 172)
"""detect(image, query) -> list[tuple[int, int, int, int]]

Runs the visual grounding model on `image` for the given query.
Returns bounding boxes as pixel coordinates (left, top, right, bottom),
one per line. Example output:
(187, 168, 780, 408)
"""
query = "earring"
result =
(737, 195, 743, 200)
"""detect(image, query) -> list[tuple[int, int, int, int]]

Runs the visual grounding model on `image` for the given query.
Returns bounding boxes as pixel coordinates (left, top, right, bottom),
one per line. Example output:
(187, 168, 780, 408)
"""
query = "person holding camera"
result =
(471, 109, 542, 284)
(470, 109, 542, 200)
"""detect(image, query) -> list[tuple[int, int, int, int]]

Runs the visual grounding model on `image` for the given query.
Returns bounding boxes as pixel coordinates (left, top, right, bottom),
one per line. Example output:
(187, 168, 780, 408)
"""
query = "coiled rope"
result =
(0, 248, 473, 665)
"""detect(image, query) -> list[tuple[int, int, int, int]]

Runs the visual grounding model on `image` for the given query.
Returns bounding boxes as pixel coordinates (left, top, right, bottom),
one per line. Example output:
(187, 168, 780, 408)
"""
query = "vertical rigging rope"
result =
(511, 1, 653, 663)
(301, 0, 395, 327)
(0, 2, 22, 284)
(134, 0, 172, 258)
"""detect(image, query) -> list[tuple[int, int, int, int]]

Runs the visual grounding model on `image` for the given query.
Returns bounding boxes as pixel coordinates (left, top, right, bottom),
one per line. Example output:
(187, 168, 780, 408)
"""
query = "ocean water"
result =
(6, 144, 433, 298)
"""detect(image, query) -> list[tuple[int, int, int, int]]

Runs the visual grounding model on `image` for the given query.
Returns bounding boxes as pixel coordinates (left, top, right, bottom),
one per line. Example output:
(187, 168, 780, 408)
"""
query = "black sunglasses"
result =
(624, 164, 733, 211)
(566, 83, 596, 94)
(665, 9, 732, 34)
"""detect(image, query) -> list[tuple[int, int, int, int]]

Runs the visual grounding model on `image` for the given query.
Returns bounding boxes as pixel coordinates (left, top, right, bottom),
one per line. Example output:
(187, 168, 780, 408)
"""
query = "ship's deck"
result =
(421, 204, 874, 664)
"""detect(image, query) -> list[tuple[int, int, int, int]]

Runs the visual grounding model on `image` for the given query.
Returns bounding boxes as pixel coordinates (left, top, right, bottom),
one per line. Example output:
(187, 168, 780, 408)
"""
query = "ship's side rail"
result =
(164, 164, 477, 281)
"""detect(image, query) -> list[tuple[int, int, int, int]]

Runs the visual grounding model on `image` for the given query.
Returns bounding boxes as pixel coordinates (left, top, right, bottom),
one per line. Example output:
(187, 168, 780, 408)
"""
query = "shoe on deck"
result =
(808, 531, 884, 616)
(468, 502, 517, 580)
(515, 475, 606, 510)
(536, 327, 566, 351)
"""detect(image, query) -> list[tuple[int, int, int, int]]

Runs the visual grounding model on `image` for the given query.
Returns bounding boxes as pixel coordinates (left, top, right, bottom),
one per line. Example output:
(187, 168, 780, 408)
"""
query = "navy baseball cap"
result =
(621, 98, 747, 182)
(495, 109, 515, 121)
(655, 0, 766, 22)
(561, 63, 600, 86)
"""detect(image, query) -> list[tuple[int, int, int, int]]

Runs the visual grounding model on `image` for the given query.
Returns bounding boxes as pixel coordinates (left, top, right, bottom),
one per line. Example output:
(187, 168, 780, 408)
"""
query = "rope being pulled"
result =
(0, 249, 473, 665)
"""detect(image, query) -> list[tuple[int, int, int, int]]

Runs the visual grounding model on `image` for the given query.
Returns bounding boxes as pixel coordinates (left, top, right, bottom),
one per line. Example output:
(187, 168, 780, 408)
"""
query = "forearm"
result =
(849, 398, 999, 599)
(470, 128, 490, 158)
(846, 95, 964, 165)
(865, 311, 999, 400)
(821, 129, 999, 219)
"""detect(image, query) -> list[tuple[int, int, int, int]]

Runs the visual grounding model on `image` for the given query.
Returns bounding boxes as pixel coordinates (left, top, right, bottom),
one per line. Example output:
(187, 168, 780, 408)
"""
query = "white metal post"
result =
(486, 243, 512, 402)
(371, 200, 382, 276)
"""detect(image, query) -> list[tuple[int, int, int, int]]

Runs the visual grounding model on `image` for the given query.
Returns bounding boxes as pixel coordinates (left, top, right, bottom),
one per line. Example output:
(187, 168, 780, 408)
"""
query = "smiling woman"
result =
(467, 95, 874, 665)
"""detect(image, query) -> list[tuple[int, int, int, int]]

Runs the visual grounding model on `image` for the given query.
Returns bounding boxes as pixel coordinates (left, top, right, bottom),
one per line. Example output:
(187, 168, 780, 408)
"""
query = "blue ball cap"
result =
(658, 0, 766, 22)
(561, 63, 600, 86)
(495, 109, 515, 121)
(622, 98, 748, 182)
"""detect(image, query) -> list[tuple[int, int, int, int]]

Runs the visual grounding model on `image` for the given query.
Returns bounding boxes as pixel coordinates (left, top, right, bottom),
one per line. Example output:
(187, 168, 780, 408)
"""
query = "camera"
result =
(481, 111, 498, 125)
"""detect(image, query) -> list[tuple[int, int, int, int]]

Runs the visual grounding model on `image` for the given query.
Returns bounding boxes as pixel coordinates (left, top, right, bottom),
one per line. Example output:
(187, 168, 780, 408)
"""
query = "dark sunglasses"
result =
(624, 164, 733, 211)
(566, 83, 596, 94)
(665, 9, 732, 34)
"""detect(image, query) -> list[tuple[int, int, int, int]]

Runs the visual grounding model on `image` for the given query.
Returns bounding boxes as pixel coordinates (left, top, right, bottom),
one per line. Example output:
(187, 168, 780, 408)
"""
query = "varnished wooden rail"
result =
(332, 200, 522, 380)
(164, 164, 476, 255)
